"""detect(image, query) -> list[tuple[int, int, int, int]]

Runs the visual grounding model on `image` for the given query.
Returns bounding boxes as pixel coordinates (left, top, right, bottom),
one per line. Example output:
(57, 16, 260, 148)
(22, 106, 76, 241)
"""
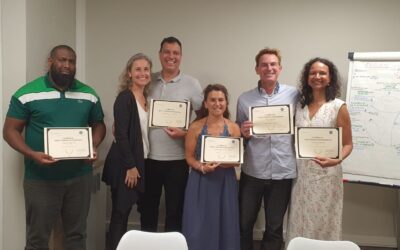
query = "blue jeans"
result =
(239, 172, 292, 250)
(24, 174, 92, 250)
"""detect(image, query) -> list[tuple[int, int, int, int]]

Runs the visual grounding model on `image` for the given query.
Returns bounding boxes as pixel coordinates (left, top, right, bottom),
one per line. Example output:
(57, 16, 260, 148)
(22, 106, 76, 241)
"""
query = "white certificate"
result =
(149, 99, 191, 129)
(44, 127, 94, 160)
(249, 105, 293, 135)
(295, 127, 342, 159)
(200, 135, 244, 164)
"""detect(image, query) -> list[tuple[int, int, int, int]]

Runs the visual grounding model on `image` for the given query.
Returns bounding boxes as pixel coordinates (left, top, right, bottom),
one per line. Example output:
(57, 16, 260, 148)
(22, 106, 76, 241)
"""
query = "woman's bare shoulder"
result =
(188, 118, 206, 131)
(226, 119, 240, 136)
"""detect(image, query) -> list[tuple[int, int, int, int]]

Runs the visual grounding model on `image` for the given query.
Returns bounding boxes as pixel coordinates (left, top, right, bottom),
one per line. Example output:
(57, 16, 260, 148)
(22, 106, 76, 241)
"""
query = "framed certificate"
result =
(249, 104, 293, 135)
(200, 135, 244, 164)
(44, 127, 94, 160)
(295, 127, 342, 159)
(149, 99, 191, 129)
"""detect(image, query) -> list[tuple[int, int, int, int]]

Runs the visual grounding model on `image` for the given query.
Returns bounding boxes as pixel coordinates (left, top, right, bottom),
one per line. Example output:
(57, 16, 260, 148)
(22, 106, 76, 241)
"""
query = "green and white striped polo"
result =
(6, 75, 104, 180)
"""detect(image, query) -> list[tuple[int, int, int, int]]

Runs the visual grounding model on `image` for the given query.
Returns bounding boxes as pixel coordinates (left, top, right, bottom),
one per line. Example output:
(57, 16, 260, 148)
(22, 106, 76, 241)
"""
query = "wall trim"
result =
(258, 229, 397, 248)
(1, 0, 27, 249)
(0, 0, 4, 248)
(76, 0, 86, 82)
(342, 233, 397, 248)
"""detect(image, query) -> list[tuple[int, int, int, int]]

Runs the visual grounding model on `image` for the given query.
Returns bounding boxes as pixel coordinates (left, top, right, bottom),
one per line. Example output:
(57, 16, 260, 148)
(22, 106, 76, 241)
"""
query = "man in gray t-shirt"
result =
(139, 37, 203, 232)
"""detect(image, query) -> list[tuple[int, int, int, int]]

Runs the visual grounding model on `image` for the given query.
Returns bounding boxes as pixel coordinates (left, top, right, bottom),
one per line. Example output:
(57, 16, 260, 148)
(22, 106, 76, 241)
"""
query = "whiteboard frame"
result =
(344, 51, 400, 187)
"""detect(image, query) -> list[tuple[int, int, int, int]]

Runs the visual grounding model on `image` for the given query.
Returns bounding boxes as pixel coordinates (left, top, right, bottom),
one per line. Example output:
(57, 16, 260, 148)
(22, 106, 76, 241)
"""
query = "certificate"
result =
(295, 127, 342, 159)
(44, 127, 94, 160)
(149, 99, 191, 129)
(200, 135, 244, 164)
(249, 105, 293, 135)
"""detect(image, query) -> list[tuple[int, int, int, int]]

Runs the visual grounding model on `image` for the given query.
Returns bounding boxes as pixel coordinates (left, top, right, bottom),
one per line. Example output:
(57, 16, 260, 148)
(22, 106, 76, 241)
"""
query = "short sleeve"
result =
(236, 96, 248, 125)
(89, 98, 105, 123)
(190, 79, 203, 111)
(6, 96, 29, 121)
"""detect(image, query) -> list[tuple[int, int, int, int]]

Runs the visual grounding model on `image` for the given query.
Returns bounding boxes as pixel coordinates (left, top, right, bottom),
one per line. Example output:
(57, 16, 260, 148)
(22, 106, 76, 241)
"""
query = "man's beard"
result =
(50, 65, 75, 89)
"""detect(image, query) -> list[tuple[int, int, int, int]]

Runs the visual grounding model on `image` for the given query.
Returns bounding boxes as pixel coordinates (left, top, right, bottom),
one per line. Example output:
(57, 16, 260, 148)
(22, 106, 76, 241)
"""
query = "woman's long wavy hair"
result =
(118, 53, 152, 98)
(195, 84, 231, 121)
(299, 57, 341, 108)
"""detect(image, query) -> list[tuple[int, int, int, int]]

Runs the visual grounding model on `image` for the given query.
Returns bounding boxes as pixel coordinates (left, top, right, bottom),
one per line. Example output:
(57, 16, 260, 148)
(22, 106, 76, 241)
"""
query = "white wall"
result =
(1, 0, 26, 249)
(26, 0, 76, 81)
(25, 0, 76, 81)
(85, 0, 400, 247)
(343, 184, 397, 246)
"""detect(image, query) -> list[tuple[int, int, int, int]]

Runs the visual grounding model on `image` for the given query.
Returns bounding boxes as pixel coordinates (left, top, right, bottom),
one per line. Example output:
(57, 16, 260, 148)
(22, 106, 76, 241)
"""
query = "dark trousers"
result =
(139, 159, 189, 232)
(239, 172, 292, 250)
(107, 188, 137, 250)
(23, 174, 92, 250)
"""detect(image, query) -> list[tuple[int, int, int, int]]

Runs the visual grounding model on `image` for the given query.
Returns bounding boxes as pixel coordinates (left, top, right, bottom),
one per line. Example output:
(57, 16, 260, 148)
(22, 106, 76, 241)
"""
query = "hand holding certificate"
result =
(295, 127, 342, 160)
(44, 127, 94, 160)
(200, 135, 244, 164)
(249, 104, 293, 135)
(149, 99, 191, 129)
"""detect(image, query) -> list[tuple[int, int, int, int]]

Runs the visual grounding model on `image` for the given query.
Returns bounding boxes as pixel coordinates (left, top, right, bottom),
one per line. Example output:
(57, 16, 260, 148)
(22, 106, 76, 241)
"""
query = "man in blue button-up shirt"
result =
(236, 48, 299, 250)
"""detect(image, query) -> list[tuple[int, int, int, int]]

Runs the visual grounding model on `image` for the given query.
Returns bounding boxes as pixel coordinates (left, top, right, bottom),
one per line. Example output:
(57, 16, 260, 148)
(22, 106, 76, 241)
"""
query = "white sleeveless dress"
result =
(287, 98, 345, 242)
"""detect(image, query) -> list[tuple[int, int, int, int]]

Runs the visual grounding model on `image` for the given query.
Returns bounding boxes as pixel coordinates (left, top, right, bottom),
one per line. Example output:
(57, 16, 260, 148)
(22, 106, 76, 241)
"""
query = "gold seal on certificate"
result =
(149, 99, 191, 129)
(200, 135, 244, 164)
(295, 127, 342, 159)
(44, 127, 94, 160)
(249, 104, 293, 135)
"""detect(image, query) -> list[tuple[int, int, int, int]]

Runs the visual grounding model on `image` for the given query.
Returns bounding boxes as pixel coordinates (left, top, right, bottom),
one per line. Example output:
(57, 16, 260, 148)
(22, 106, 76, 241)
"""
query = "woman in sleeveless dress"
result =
(102, 53, 152, 250)
(286, 58, 353, 243)
(182, 84, 241, 250)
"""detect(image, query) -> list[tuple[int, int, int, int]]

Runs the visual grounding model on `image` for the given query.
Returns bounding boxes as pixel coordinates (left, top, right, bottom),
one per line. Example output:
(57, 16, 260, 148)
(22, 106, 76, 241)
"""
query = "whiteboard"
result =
(343, 52, 400, 186)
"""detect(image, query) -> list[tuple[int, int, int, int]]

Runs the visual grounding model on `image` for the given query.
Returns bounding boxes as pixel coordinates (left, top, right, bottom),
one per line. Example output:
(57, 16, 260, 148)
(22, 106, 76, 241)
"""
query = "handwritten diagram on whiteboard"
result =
(344, 53, 400, 186)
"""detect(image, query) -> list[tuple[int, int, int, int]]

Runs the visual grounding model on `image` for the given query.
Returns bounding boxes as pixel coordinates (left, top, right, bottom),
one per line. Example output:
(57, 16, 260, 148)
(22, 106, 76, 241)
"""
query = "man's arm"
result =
(164, 127, 186, 139)
(236, 98, 253, 139)
(88, 121, 106, 161)
(3, 117, 56, 165)
(91, 121, 106, 148)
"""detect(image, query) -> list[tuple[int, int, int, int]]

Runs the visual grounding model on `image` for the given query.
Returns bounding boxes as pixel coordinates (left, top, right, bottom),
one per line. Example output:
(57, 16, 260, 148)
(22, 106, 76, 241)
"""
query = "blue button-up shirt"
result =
(236, 82, 300, 180)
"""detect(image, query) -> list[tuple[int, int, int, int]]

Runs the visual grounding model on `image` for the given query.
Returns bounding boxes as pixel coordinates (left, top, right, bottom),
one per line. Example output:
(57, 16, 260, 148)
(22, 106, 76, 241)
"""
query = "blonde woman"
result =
(102, 53, 152, 250)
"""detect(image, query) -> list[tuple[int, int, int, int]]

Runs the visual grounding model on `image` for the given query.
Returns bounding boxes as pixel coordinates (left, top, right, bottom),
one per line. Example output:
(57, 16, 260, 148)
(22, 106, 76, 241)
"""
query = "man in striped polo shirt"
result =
(3, 45, 106, 250)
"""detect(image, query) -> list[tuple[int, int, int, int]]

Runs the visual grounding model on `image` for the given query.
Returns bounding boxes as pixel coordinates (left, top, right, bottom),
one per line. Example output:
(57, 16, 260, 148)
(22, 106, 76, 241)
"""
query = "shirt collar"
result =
(157, 71, 182, 83)
(45, 73, 77, 90)
(257, 81, 280, 96)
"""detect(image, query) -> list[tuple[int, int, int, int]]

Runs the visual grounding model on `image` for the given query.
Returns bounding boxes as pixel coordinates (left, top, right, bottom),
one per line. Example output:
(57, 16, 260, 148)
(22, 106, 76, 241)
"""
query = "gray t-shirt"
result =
(148, 71, 203, 160)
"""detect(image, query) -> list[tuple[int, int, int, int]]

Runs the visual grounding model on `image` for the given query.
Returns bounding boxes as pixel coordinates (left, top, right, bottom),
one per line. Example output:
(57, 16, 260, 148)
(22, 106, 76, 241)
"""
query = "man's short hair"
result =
(50, 45, 76, 59)
(255, 48, 281, 67)
(159, 36, 182, 52)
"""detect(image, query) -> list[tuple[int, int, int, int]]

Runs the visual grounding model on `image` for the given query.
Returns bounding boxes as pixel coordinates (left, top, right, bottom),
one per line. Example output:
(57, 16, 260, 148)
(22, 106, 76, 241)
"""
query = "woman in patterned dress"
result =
(286, 58, 353, 243)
